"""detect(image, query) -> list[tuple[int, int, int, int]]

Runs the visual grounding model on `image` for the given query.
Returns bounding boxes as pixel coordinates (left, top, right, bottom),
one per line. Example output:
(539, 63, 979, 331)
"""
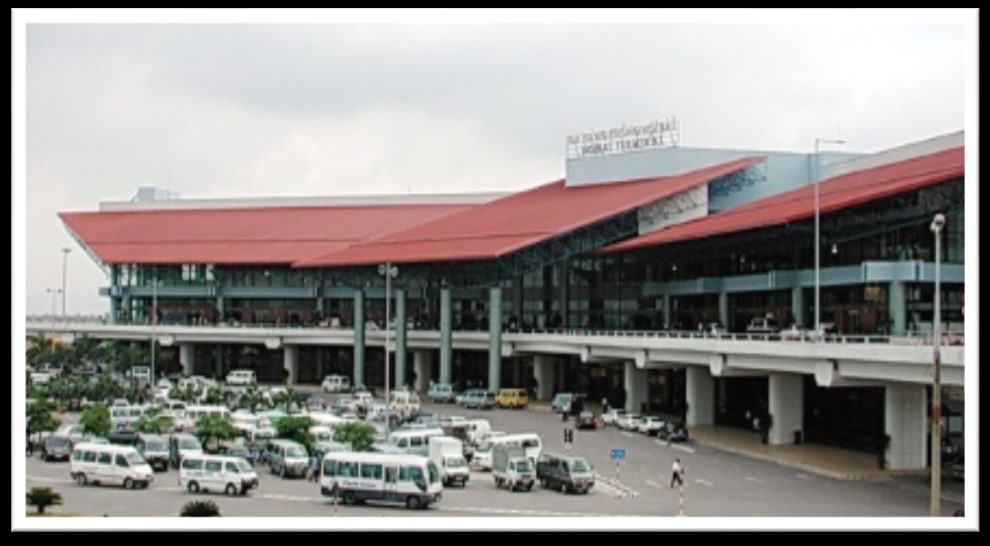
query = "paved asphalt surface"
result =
(24, 392, 965, 519)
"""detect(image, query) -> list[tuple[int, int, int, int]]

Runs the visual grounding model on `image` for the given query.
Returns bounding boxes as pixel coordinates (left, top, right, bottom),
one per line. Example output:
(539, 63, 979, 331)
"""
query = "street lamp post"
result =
(60, 247, 71, 316)
(814, 138, 844, 340)
(929, 213, 945, 517)
(46, 288, 62, 325)
(378, 263, 398, 430)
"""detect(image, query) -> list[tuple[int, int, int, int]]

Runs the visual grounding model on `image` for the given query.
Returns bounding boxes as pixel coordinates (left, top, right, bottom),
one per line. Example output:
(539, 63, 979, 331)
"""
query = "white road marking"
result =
(653, 440, 695, 454)
(745, 476, 765, 484)
(593, 473, 640, 498)
(26, 476, 73, 484)
(694, 479, 713, 487)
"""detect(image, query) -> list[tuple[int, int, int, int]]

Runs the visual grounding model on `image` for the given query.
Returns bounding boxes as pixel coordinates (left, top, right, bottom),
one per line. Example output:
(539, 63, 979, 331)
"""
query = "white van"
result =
(110, 405, 147, 429)
(226, 369, 257, 386)
(320, 452, 442, 510)
(472, 433, 543, 471)
(185, 405, 231, 425)
(463, 419, 493, 446)
(321, 375, 351, 393)
(70, 443, 155, 489)
(389, 391, 421, 416)
(179, 454, 259, 496)
(387, 428, 446, 457)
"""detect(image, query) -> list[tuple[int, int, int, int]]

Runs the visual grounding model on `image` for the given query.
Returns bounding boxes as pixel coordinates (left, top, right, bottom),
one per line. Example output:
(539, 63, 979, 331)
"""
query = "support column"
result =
(353, 289, 366, 388)
(791, 286, 806, 328)
(439, 287, 453, 385)
(180, 343, 194, 377)
(768, 373, 804, 445)
(108, 265, 119, 325)
(122, 295, 132, 324)
(534, 355, 554, 401)
(284, 346, 299, 387)
(686, 366, 715, 426)
(624, 361, 648, 414)
(395, 288, 408, 389)
(718, 291, 729, 330)
(888, 281, 907, 335)
(488, 286, 503, 392)
(413, 350, 433, 394)
(662, 294, 671, 330)
(885, 383, 927, 470)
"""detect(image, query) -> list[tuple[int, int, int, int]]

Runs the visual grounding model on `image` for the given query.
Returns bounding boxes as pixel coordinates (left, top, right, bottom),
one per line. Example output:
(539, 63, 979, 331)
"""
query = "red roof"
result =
(298, 157, 762, 267)
(60, 205, 471, 265)
(605, 147, 964, 253)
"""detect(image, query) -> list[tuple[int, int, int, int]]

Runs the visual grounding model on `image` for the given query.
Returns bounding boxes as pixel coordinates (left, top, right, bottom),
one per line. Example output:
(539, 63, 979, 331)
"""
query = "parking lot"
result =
(24, 391, 964, 518)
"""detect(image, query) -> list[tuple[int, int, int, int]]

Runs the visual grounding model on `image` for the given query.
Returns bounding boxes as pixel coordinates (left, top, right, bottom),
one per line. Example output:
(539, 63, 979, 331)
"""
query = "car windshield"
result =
(179, 438, 201, 450)
(235, 459, 254, 472)
(447, 457, 467, 468)
(570, 459, 590, 473)
(286, 446, 307, 458)
(46, 437, 70, 447)
(515, 460, 532, 472)
(144, 440, 166, 451)
(124, 452, 146, 465)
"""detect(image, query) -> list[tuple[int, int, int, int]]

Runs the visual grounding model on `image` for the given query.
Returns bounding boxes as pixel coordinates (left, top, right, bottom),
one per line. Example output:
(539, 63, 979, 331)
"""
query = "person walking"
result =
(670, 458, 684, 488)
(309, 453, 320, 482)
(601, 396, 609, 413)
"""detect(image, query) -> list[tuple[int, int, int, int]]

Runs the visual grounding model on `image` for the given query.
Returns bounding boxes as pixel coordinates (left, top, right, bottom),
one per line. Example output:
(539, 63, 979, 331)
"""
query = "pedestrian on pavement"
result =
(601, 396, 609, 413)
(670, 458, 684, 488)
(309, 453, 320, 482)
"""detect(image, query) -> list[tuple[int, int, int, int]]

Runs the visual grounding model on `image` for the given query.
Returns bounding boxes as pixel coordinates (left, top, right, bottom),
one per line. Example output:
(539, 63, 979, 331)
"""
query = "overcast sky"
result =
(19, 13, 972, 316)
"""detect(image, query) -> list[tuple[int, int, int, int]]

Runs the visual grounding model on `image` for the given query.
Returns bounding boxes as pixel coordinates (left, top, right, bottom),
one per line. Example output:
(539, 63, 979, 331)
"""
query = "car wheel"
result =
(406, 495, 422, 510)
(187, 481, 200, 493)
(225, 483, 238, 496)
(75, 473, 87, 486)
(342, 491, 357, 505)
(123, 478, 134, 490)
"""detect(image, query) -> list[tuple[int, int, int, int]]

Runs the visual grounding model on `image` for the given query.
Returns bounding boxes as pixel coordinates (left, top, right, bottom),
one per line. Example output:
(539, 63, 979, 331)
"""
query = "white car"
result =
(616, 414, 641, 431)
(226, 370, 257, 386)
(636, 416, 665, 436)
(601, 409, 627, 427)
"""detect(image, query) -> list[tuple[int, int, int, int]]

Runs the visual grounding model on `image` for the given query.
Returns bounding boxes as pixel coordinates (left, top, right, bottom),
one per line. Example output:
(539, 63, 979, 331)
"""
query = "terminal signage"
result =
(567, 118, 679, 159)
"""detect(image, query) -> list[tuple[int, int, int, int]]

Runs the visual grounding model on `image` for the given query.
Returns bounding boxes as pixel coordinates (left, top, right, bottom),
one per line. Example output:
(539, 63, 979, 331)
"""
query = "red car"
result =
(576, 411, 598, 430)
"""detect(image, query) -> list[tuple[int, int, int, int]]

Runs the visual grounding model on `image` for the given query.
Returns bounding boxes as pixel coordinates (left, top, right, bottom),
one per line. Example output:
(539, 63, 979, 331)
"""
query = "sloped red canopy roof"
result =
(60, 204, 471, 265)
(604, 147, 964, 253)
(298, 156, 762, 267)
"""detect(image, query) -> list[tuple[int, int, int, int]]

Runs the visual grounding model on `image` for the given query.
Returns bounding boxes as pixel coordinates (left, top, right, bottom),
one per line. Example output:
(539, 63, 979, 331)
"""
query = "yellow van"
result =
(496, 388, 529, 409)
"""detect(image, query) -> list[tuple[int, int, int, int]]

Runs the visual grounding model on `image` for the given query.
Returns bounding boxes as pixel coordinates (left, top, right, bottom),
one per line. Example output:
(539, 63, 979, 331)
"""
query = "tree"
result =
(180, 500, 221, 517)
(80, 404, 111, 438)
(202, 386, 231, 407)
(194, 413, 237, 453)
(135, 406, 174, 435)
(333, 421, 376, 452)
(238, 386, 267, 412)
(275, 415, 314, 449)
(169, 384, 199, 403)
(26, 487, 63, 515)
(271, 388, 302, 412)
(27, 400, 60, 448)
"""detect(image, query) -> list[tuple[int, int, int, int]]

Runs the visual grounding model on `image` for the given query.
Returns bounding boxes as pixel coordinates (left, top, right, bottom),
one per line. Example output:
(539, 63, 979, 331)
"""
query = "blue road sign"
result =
(610, 448, 626, 461)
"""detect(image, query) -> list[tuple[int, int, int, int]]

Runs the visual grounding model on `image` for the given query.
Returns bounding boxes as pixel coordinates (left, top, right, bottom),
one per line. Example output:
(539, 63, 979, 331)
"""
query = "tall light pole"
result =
(45, 287, 62, 324)
(60, 247, 71, 316)
(929, 213, 945, 517)
(151, 269, 159, 384)
(814, 138, 844, 340)
(378, 263, 398, 430)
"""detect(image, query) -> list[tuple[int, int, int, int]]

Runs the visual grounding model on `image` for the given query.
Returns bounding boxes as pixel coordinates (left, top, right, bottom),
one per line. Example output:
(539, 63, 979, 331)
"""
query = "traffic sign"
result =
(610, 448, 626, 461)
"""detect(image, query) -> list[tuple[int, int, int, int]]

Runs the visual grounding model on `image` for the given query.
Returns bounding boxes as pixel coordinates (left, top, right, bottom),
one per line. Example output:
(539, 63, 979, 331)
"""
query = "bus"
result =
(320, 452, 443, 510)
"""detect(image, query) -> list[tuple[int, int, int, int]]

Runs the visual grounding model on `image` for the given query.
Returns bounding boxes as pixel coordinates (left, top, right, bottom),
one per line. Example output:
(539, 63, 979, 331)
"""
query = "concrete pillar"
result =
(662, 294, 671, 330)
(180, 343, 194, 376)
(216, 295, 225, 322)
(488, 286, 503, 392)
(284, 346, 299, 387)
(353, 289, 366, 388)
(122, 295, 132, 324)
(718, 291, 729, 330)
(791, 286, 805, 328)
(108, 265, 119, 325)
(885, 383, 927, 470)
(624, 361, 648, 414)
(768, 373, 804, 445)
(413, 350, 433, 394)
(439, 287, 453, 385)
(686, 366, 715, 426)
(395, 288, 408, 388)
(534, 355, 554, 401)
(888, 281, 907, 335)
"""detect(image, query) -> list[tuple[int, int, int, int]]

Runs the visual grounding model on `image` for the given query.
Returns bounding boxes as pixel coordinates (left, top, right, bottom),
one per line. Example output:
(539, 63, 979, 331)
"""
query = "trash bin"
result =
(793, 430, 803, 445)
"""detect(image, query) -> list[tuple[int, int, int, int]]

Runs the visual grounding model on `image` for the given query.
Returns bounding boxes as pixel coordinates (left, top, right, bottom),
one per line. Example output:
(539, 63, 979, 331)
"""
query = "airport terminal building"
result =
(55, 126, 965, 469)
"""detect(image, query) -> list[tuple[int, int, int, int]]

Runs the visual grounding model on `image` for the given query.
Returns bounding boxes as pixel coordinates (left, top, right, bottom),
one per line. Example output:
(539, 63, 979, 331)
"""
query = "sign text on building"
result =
(567, 118, 679, 159)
